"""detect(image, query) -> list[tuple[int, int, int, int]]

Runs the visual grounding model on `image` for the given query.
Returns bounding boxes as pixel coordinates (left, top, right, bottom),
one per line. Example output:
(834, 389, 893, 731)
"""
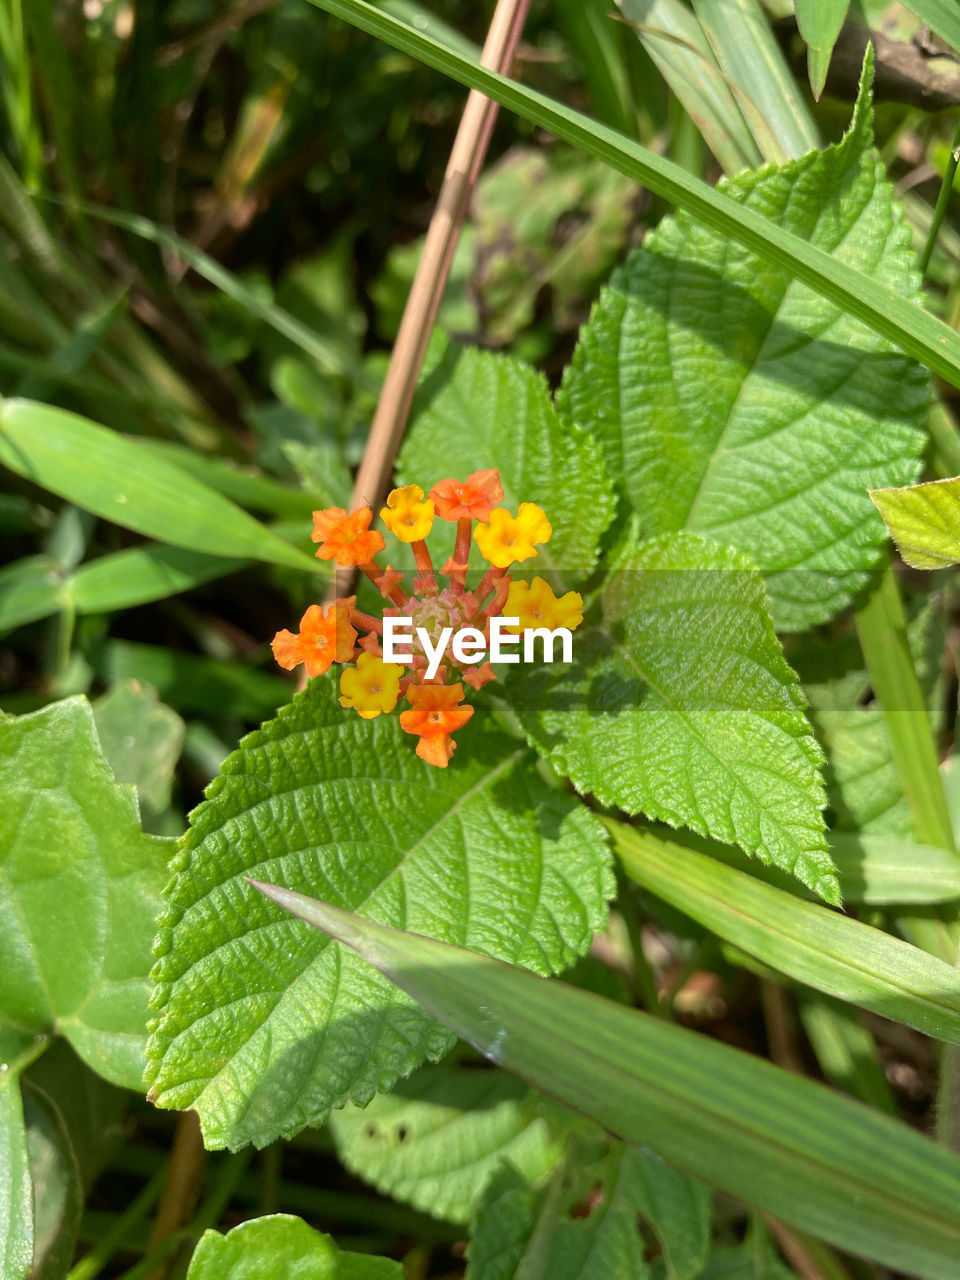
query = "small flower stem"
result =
(475, 566, 505, 610)
(447, 517, 473, 593)
(920, 116, 960, 277)
(350, 609, 384, 634)
(411, 539, 437, 593)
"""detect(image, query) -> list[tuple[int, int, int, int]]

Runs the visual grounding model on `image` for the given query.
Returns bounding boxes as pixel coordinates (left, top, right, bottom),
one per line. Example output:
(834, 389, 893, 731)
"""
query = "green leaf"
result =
(330, 1064, 571, 1223)
(303, 3, 960, 394)
(247, 887, 960, 1280)
(512, 532, 836, 901)
(0, 399, 321, 573)
(185, 1214, 402, 1279)
(558, 73, 927, 630)
(0, 1029, 38, 1280)
(795, 0, 851, 99)
(0, 556, 64, 633)
(828, 831, 960, 904)
(870, 475, 960, 569)
(0, 697, 172, 1089)
(815, 707, 911, 836)
(610, 821, 960, 1041)
(902, 0, 960, 54)
(467, 1136, 703, 1280)
(398, 340, 614, 582)
(71, 544, 250, 615)
(145, 678, 613, 1149)
(93, 681, 185, 817)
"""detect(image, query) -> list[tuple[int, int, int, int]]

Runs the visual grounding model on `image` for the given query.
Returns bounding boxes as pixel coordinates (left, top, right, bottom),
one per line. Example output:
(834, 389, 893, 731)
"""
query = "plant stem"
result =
(144, 1111, 207, 1280)
(615, 867, 665, 1016)
(919, 116, 960, 277)
(68, 1168, 167, 1280)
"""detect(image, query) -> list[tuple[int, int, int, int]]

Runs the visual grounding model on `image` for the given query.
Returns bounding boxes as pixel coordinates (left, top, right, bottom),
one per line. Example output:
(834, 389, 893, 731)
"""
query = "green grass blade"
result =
(304, 0, 960, 391)
(693, 0, 820, 159)
(903, 0, 960, 53)
(609, 821, 960, 1041)
(0, 398, 320, 572)
(40, 195, 376, 392)
(248, 881, 960, 1280)
(795, 0, 851, 99)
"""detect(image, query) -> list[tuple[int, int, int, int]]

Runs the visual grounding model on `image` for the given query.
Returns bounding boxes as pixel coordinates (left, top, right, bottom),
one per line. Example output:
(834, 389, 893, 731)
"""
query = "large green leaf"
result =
(304, 3, 960, 393)
(0, 697, 171, 1089)
(186, 1214, 402, 1279)
(512, 532, 836, 901)
(330, 1064, 571, 1223)
(558, 74, 927, 630)
(248, 886, 960, 1280)
(870, 475, 960, 569)
(611, 822, 960, 1040)
(0, 399, 320, 572)
(467, 1135, 708, 1280)
(397, 340, 614, 582)
(146, 678, 613, 1149)
(0, 1030, 37, 1280)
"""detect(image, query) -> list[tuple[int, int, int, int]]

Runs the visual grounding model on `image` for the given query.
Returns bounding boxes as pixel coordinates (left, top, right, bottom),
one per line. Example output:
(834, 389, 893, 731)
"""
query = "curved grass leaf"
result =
(248, 886, 960, 1280)
(330, 1064, 570, 1223)
(397, 339, 614, 583)
(145, 679, 613, 1149)
(559, 74, 927, 630)
(0, 698, 171, 1089)
(511, 532, 836, 901)
(305, 1, 960, 393)
(870, 475, 960, 569)
(903, 0, 960, 54)
(186, 1214, 402, 1279)
(828, 831, 960, 904)
(0, 399, 320, 572)
(610, 821, 960, 1040)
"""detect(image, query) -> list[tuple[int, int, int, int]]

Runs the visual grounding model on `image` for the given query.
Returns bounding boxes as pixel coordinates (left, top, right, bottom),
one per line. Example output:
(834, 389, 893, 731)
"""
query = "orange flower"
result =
(430, 469, 504, 522)
(271, 602, 357, 678)
(312, 506, 385, 567)
(399, 682, 474, 768)
(474, 503, 552, 569)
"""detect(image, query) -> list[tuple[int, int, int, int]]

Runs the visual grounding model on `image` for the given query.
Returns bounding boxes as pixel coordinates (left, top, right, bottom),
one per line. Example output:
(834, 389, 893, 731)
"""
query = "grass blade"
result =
(0, 399, 320, 572)
(609, 821, 960, 1041)
(305, 0, 960, 391)
(248, 881, 960, 1280)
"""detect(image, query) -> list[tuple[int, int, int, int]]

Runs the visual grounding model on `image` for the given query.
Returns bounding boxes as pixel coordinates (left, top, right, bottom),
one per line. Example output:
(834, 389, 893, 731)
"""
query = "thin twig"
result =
(349, 0, 532, 517)
(144, 1112, 207, 1280)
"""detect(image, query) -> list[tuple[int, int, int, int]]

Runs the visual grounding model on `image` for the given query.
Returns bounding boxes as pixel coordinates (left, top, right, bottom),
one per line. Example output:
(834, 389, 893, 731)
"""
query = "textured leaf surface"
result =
(330, 1064, 570, 1223)
(146, 678, 613, 1149)
(0, 698, 171, 1089)
(0, 1030, 35, 1280)
(558, 75, 927, 630)
(870, 475, 960, 569)
(466, 1137, 706, 1280)
(612, 823, 960, 1041)
(251, 888, 960, 1280)
(511, 532, 835, 900)
(186, 1214, 402, 1279)
(397, 339, 614, 583)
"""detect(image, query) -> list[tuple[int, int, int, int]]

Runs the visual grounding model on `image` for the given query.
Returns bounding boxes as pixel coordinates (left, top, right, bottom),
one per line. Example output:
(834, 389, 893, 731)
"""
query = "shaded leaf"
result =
(0, 1030, 37, 1280)
(146, 679, 613, 1149)
(0, 698, 172, 1088)
(93, 681, 185, 816)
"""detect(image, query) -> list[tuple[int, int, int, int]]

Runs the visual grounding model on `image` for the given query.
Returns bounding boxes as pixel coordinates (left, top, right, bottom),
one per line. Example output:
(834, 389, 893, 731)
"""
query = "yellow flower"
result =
(474, 503, 551, 568)
(339, 653, 404, 719)
(380, 485, 434, 543)
(504, 577, 583, 632)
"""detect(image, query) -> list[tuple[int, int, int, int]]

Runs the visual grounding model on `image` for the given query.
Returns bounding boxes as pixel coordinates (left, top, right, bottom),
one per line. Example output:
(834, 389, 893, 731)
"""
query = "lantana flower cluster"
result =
(271, 469, 583, 768)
